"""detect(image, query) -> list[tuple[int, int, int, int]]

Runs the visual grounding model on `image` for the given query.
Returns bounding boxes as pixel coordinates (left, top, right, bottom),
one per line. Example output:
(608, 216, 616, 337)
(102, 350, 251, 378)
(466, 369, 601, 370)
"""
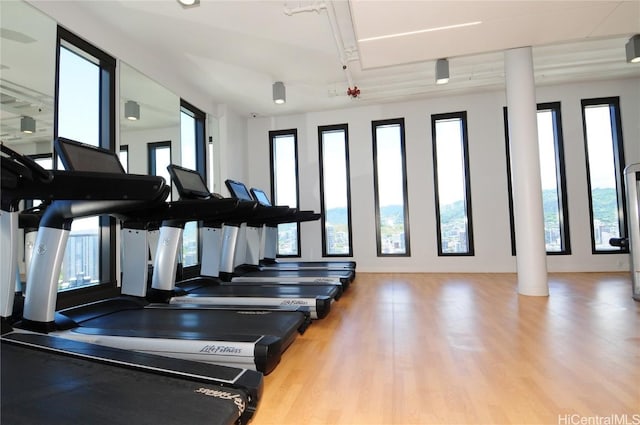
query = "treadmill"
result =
(610, 163, 640, 301)
(0, 143, 262, 425)
(144, 164, 340, 319)
(222, 179, 354, 288)
(250, 187, 356, 271)
(2, 334, 255, 425)
(16, 138, 308, 374)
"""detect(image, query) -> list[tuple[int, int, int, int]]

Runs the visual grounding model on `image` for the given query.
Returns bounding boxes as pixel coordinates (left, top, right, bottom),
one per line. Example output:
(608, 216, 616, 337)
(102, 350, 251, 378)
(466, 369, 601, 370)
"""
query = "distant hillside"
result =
(325, 207, 349, 225)
(323, 187, 618, 227)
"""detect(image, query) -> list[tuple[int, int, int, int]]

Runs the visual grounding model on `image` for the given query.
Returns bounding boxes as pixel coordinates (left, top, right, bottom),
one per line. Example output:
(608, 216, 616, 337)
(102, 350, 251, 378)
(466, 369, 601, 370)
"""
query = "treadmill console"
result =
(55, 137, 126, 173)
(250, 188, 272, 207)
(167, 164, 211, 200)
(225, 179, 253, 202)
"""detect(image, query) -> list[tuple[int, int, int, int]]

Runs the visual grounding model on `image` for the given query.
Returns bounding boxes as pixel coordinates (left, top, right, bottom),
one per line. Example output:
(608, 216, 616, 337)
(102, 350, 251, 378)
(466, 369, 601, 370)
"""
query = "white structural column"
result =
(504, 47, 549, 296)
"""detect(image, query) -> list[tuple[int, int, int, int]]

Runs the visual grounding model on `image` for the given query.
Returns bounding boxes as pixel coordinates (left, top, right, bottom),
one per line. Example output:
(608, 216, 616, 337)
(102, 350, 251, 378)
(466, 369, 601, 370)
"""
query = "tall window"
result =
(180, 100, 206, 268)
(504, 103, 571, 254)
(270, 129, 300, 257)
(318, 124, 353, 257)
(372, 118, 410, 256)
(119, 145, 129, 172)
(32, 155, 53, 172)
(56, 27, 115, 292)
(148, 141, 172, 195)
(581, 97, 627, 253)
(28, 154, 53, 207)
(431, 112, 474, 256)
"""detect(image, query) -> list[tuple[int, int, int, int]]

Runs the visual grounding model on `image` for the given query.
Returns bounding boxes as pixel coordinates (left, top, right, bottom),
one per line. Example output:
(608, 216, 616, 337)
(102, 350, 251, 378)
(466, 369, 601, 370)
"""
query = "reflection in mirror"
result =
(119, 62, 180, 175)
(119, 63, 202, 268)
(0, 0, 56, 156)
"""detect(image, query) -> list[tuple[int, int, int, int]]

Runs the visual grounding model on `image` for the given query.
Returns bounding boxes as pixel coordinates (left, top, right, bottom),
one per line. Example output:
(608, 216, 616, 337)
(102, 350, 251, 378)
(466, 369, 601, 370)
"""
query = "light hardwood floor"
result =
(251, 272, 639, 425)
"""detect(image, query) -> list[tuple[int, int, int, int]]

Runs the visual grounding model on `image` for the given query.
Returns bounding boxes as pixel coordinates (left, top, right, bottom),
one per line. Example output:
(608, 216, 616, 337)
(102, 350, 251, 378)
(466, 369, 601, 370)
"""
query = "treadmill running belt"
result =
(1, 341, 246, 425)
(65, 308, 304, 337)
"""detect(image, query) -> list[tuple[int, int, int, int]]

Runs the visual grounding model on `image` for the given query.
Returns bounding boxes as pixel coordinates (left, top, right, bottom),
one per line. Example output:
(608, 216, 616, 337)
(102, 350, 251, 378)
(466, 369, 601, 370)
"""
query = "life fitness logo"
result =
(195, 387, 246, 416)
(199, 345, 242, 355)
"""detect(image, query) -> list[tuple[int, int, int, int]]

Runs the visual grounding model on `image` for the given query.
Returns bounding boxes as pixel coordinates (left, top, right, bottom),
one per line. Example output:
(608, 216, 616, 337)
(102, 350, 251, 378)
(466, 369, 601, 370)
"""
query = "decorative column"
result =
(504, 46, 549, 296)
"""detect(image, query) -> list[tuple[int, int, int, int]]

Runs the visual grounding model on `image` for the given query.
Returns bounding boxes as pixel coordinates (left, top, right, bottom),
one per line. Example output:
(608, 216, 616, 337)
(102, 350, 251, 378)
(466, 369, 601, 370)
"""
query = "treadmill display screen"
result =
(55, 137, 125, 173)
(225, 180, 253, 201)
(167, 165, 211, 199)
(250, 188, 272, 206)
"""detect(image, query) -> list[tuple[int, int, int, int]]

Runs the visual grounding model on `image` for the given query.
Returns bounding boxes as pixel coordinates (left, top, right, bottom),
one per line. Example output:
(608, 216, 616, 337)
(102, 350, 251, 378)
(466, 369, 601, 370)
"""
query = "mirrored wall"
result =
(1, 1, 185, 168)
(119, 62, 180, 176)
(0, 1, 56, 156)
(1, 0, 190, 285)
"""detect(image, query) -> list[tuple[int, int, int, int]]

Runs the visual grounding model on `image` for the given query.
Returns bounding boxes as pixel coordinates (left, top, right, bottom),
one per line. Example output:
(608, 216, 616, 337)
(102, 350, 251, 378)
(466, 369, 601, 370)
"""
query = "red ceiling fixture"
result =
(346, 86, 360, 98)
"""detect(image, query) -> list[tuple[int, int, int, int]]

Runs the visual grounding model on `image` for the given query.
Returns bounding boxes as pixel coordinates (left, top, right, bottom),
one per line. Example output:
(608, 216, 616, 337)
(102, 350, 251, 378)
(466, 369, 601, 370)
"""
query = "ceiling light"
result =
(20, 116, 35, 133)
(124, 100, 140, 121)
(626, 34, 640, 63)
(358, 21, 482, 43)
(177, 0, 200, 7)
(273, 81, 286, 104)
(435, 59, 449, 85)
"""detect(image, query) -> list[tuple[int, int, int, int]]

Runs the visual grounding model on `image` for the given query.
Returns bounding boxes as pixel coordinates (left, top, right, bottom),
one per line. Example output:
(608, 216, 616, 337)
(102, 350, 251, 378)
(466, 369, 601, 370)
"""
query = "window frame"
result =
(503, 102, 572, 255)
(119, 144, 129, 172)
(372, 118, 411, 257)
(180, 99, 206, 175)
(269, 129, 301, 258)
(581, 96, 628, 254)
(54, 26, 118, 308)
(179, 99, 207, 275)
(318, 123, 354, 257)
(148, 141, 172, 186)
(431, 111, 474, 256)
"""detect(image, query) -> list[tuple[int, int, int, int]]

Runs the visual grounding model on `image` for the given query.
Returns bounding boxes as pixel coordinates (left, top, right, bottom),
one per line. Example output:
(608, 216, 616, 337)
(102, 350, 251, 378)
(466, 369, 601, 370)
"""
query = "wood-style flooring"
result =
(251, 272, 640, 425)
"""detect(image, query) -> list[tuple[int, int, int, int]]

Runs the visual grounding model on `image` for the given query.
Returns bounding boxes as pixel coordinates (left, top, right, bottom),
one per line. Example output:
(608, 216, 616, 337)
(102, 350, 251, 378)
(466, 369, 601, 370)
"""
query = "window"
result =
(318, 124, 353, 257)
(581, 97, 627, 253)
(270, 129, 300, 257)
(148, 141, 172, 196)
(504, 103, 571, 254)
(431, 112, 474, 256)
(32, 154, 53, 172)
(27, 154, 53, 208)
(55, 27, 115, 293)
(372, 118, 410, 256)
(180, 100, 206, 268)
(119, 145, 128, 172)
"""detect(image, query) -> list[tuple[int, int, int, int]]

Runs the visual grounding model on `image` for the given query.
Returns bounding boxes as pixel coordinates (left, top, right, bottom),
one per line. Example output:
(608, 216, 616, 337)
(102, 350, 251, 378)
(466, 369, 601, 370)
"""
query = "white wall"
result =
(216, 105, 248, 197)
(246, 77, 640, 273)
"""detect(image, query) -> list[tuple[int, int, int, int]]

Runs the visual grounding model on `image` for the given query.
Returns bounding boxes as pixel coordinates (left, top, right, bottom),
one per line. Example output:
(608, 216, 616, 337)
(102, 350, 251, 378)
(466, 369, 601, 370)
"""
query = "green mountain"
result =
(323, 187, 618, 227)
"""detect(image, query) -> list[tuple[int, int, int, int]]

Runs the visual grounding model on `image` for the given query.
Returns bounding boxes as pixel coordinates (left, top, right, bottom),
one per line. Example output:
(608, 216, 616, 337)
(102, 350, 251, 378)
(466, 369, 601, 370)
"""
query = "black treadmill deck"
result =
(2, 333, 253, 425)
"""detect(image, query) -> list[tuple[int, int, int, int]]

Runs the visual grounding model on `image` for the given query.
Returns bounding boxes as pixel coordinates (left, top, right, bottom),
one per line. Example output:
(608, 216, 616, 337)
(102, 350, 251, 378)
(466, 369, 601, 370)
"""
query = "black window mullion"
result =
(372, 118, 411, 257)
(180, 99, 206, 176)
(504, 102, 571, 255)
(269, 129, 301, 257)
(581, 96, 627, 254)
(431, 111, 474, 256)
(54, 26, 118, 308)
(547, 103, 571, 254)
(318, 124, 353, 257)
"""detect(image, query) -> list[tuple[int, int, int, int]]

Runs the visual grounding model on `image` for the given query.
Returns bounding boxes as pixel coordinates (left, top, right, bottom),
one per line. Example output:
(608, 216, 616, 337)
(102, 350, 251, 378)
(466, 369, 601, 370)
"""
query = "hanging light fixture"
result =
(435, 58, 449, 84)
(177, 0, 199, 8)
(626, 34, 640, 63)
(124, 100, 140, 121)
(20, 116, 35, 133)
(272, 81, 286, 104)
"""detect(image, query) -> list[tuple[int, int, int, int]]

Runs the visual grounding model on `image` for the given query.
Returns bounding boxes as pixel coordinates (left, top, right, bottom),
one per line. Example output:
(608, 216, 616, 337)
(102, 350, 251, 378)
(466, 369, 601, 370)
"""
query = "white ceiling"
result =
(1, 0, 639, 142)
(66, 0, 639, 118)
